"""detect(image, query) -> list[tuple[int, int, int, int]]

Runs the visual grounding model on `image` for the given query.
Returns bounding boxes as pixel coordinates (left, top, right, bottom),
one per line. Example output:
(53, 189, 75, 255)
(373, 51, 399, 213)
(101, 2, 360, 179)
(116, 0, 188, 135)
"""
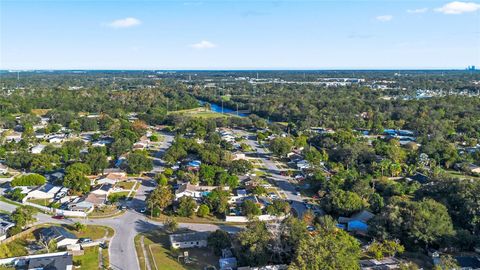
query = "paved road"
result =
(236, 129, 308, 217)
(0, 132, 242, 270)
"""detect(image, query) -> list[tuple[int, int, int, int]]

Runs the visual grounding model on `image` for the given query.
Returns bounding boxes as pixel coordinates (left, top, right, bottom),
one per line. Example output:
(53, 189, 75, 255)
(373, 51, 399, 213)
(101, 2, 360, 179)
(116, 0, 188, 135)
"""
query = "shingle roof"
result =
(169, 232, 210, 244)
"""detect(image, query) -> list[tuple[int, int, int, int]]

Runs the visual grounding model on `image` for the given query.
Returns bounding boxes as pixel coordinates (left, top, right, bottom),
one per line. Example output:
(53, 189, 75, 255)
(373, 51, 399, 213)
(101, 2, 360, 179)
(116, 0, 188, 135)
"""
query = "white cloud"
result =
(407, 8, 428, 14)
(107, 17, 141, 28)
(435, 1, 480, 14)
(376, 15, 393, 22)
(190, 40, 217, 49)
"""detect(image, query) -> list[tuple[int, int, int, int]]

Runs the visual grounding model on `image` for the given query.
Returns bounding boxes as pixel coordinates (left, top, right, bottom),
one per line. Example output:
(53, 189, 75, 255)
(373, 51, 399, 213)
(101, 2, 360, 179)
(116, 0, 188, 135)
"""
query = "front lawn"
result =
(73, 246, 99, 269)
(64, 224, 114, 240)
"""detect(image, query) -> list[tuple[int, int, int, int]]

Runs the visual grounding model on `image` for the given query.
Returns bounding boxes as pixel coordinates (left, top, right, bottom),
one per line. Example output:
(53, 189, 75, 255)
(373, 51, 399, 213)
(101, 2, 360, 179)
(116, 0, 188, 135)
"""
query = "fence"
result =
(224, 214, 285, 223)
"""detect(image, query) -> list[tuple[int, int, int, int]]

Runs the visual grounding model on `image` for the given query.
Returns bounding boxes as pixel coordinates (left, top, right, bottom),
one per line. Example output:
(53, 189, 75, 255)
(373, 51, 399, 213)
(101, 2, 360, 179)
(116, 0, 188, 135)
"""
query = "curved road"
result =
(0, 132, 242, 270)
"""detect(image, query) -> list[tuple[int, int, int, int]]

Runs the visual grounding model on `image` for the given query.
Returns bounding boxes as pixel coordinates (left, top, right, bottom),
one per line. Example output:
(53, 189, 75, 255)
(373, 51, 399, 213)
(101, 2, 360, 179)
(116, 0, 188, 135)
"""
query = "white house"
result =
(48, 136, 64, 144)
(90, 184, 113, 196)
(31, 144, 46, 154)
(39, 226, 78, 248)
(169, 232, 209, 249)
(232, 151, 247, 160)
(0, 218, 14, 241)
(5, 132, 22, 143)
(96, 172, 127, 185)
(175, 183, 219, 200)
(25, 184, 63, 201)
(0, 164, 8, 175)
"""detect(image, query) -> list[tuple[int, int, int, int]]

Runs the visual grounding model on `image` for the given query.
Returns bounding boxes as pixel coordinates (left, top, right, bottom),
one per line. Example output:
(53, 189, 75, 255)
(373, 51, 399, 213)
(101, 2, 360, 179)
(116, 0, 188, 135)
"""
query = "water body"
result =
(198, 100, 249, 117)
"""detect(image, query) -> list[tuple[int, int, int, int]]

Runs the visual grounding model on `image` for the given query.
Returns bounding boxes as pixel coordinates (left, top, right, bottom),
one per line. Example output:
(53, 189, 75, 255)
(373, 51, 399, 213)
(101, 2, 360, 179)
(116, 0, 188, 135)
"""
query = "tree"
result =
(177, 196, 197, 217)
(11, 206, 36, 228)
(11, 173, 46, 187)
(269, 137, 294, 157)
(73, 222, 86, 232)
(370, 198, 454, 248)
(367, 240, 405, 260)
(434, 255, 460, 270)
(236, 221, 272, 266)
(146, 186, 173, 217)
(164, 217, 178, 233)
(228, 159, 253, 175)
(155, 173, 168, 186)
(208, 230, 231, 256)
(110, 137, 132, 158)
(63, 170, 90, 194)
(289, 227, 361, 270)
(83, 147, 108, 174)
(266, 199, 291, 216)
(197, 204, 210, 217)
(7, 188, 26, 202)
(242, 200, 261, 217)
(127, 151, 153, 174)
(323, 190, 365, 216)
(65, 163, 91, 176)
(206, 188, 230, 214)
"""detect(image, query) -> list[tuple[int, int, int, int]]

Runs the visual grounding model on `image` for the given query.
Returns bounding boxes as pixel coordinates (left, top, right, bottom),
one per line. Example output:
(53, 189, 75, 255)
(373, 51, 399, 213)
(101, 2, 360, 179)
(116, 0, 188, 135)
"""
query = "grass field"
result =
(135, 229, 219, 270)
(444, 170, 480, 180)
(115, 181, 136, 190)
(73, 247, 99, 269)
(64, 224, 114, 240)
(168, 107, 230, 119)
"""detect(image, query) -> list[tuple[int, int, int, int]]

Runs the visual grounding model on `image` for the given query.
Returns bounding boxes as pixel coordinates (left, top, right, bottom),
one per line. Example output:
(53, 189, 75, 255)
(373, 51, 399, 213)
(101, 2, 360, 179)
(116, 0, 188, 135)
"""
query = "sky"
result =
(0, 0, 479, 69)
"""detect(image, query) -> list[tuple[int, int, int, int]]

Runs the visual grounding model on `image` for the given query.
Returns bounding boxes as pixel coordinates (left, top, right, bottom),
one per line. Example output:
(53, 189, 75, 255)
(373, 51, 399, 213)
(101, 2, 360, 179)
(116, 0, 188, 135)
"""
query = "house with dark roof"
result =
(455, 256, 480, 270)
(27, 253, 73, 270)
(0, 217, 14, 241)
(169, 232, 209, 249)
(38, 226, 78, 248)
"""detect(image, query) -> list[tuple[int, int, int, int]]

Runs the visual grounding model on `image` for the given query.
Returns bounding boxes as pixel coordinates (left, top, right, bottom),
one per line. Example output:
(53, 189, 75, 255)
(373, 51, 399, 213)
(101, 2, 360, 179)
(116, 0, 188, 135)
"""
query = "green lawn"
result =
(444, 170, 480, 180)
(64, 224, 114, 240)
(115, 181, 136, 190)
(73, 247, 99, 269)
(136, 229, 219, 270)
(168, 107, 231, 119)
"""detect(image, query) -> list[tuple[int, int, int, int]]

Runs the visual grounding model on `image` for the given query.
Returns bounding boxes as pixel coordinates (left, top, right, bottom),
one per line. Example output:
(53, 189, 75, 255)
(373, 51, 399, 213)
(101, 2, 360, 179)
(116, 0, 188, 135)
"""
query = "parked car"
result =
(79, 238, 93, 244)
(52, 215, 65, 219)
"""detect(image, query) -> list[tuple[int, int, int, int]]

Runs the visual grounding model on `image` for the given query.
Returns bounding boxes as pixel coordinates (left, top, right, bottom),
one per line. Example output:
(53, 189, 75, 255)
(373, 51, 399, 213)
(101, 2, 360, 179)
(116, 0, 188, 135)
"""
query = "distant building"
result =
(175, 183, 218, 200)
(31, 144, 46, 154)
(169, 232, 209, 249)
(25, 184, 63, 201)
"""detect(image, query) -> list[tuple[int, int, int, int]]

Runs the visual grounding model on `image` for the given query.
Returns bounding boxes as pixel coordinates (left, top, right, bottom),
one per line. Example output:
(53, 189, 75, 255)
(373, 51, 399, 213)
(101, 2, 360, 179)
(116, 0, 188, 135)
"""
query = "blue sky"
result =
(1, 0, 479, 69)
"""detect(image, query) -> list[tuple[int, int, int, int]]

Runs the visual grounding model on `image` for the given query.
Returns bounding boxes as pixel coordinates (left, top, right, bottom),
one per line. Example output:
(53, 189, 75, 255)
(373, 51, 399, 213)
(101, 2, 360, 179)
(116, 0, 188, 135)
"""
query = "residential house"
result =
(0, 164, 8, 175)
(25, 184, 63, 201)
(455, 256, 480, 270)
(338, 210, 375, 234)
(175, 183, 218, 200)
(31, 144, 46, 154)
(232, 151, 246, 160)
(360, 257, 401, 270)
(186, 160, 202, 171)
(0, 252, 73, 270)
(96, 172, 127, 185)
(38, 226, 78, 248)
(90, 184, 113, 196)
(0, 217, 14, 241)
(5, 132, 22, 143)
(169, 232, 209, 249)
(67, 197, 95, 213)
(48, 136, 64, 144)
(27, 253, 73, 270)
(296, 160, 311, 170)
